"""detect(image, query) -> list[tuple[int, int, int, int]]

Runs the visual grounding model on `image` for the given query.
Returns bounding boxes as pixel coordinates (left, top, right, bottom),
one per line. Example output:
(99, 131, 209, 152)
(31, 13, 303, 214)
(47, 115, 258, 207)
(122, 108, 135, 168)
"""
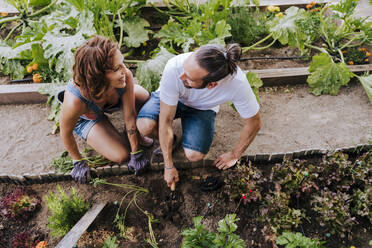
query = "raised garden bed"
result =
(0, 147, 371, 248)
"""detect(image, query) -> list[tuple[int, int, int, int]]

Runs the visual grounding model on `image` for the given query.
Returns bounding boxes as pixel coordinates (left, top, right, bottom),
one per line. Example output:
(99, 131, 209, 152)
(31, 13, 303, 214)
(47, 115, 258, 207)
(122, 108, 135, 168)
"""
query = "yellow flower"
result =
(267, 5, 280, 12)
(275, 12, 284, 18)
(350, 246, 356, 248)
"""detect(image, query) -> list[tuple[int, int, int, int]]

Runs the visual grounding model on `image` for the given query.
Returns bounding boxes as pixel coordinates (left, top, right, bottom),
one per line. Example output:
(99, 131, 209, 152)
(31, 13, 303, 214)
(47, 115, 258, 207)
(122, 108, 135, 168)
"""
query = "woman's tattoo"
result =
(126, 127, 137, 135)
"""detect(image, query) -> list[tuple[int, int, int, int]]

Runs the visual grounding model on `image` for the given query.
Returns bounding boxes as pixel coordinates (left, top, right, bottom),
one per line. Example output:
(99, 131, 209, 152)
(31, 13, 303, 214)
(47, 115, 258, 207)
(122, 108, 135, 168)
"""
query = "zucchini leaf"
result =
(246, 71, 263, 102)
(136, 47, 175, 92)
(307, 53, 354, 96)
(42, 10, 96, 80)
(122, 16, 152, 48)
(357, 74, 372, 104)
(268, 6, 306, 48)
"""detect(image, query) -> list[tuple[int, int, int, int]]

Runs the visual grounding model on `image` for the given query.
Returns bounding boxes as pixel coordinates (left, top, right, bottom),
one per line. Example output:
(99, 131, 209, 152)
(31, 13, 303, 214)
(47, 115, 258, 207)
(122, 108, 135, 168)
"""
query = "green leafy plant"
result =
(270, 158, 319, 195)
(154, 0, 233, 53)
(307, 53, 354, 96)
(181, 214, 245, 248)
(352, 186, 372, 223)
(227, 6, 269, 46)
(51, 147, 113, 173)
(276, 232, 326, 248)
(45, 185, 90, 237)
(102, 236, 118, 248)
(225, 160, 265, 203)
(0, 187, 40, 221)
(311, 189, 356, 237)
(136, 47, 175, 92)
(246, 72, 263, 103)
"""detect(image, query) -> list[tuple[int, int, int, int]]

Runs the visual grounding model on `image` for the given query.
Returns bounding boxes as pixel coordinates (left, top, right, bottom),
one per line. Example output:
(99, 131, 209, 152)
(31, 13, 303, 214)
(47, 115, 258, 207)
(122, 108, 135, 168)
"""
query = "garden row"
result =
(1, 146, 371, 247)
(0, 143, 370, 185)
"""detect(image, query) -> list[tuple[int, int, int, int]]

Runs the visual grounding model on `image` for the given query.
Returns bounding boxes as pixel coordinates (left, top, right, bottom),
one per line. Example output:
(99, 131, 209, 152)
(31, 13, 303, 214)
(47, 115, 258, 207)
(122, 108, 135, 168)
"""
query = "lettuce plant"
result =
(0, 187, 40, 221)
(311, 189, 357, 237)
(11, 231, 41, 248)
(276, 232, 326, 248)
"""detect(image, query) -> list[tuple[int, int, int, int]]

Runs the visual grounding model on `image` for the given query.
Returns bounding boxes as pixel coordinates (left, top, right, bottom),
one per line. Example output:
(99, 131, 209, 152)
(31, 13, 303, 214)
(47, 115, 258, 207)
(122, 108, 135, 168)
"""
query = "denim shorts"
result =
(137, 91, 216, 154)
(73, 116, 104, 141)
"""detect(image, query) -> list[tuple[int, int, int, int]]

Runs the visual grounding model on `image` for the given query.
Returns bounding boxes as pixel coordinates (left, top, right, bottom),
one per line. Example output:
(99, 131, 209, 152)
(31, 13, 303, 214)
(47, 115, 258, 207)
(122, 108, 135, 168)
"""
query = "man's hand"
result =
(213, 151, 239, 170)
(164, 166, 179, 188)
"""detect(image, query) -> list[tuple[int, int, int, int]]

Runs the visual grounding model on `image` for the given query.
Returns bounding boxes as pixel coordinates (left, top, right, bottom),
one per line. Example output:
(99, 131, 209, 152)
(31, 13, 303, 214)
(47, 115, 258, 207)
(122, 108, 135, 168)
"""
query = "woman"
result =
(59, 36, 152, 182)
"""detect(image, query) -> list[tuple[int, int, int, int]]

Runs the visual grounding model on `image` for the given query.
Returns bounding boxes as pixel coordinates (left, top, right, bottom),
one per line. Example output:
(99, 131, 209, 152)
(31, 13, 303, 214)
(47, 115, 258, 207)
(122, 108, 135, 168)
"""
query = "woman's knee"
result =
(184, 149, 205, 162)
(111, 149, 130, 164)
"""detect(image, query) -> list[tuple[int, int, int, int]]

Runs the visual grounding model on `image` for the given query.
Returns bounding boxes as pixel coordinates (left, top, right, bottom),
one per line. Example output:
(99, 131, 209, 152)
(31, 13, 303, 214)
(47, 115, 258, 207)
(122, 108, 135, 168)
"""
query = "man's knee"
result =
(137, 118, 157, 136)
(184, 149, 205, 162)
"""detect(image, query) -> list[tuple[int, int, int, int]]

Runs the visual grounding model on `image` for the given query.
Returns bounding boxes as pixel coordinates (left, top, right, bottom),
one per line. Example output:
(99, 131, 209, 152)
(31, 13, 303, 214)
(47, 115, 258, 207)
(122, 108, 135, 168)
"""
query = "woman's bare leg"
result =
(86, 118, 130, 163)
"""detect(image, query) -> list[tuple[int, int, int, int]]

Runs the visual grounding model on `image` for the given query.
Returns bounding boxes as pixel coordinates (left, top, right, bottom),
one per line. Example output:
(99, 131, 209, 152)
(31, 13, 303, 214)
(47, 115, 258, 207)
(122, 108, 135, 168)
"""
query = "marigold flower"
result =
(366, 52, 371, 56)
(365, 58, 369, 62)
(348, 61, 354, 65)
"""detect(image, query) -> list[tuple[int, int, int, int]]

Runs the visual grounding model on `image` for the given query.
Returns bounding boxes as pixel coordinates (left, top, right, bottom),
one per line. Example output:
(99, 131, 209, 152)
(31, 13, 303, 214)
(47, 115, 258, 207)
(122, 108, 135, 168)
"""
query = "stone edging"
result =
(0, 143, 370, 185)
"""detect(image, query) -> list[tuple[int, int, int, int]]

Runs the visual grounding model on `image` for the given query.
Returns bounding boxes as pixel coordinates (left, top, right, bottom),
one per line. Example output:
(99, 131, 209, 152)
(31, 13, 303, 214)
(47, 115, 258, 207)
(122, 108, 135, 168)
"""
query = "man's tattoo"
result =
(126, 126, 137, 135)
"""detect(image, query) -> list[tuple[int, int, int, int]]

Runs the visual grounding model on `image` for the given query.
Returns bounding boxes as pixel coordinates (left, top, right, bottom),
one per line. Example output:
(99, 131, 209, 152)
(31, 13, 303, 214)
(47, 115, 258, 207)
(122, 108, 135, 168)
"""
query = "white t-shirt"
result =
(158, 53, 260, 119)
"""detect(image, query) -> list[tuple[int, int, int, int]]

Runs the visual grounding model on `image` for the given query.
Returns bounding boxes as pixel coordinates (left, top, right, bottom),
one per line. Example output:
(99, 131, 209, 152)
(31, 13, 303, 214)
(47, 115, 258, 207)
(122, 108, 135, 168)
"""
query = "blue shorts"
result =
(73, 116, 105, 141)
(137, 92, 216, 154)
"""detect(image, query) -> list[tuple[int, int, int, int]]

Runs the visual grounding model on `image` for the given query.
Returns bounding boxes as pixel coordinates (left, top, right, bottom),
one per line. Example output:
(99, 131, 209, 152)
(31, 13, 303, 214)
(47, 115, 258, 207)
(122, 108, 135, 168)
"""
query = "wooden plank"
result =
(1, 64, 371, 104)
(249, 64, 372, 78)
(0, 84, 47, 104)
(246, 64, 372, 86)
(55, 201, 107, 248)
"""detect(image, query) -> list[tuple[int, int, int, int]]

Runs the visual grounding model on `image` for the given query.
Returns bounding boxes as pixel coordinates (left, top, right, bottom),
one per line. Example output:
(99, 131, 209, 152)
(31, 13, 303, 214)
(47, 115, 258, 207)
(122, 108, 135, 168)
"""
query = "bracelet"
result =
(130, 150, 143, 155)
(164, 165, 175, 170)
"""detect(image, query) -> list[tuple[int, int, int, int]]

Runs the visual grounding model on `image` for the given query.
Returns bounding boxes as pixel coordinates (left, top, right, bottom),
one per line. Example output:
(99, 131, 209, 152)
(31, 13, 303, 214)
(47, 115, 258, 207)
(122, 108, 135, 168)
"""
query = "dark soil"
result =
(1, 151, 371, 248)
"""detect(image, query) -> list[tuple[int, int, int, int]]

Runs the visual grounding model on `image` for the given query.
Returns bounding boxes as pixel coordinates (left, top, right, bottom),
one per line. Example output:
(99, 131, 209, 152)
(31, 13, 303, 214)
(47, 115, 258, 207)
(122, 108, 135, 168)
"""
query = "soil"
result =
(0, 152, 371, 248)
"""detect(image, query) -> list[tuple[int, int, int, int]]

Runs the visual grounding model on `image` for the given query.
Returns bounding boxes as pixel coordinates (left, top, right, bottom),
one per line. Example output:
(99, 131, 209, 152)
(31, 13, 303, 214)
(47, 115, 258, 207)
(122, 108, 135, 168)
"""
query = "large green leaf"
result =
(42, 10, 96, 80)
(155, 18, 193, 52)
(136, 47, 175, 92)
(246, 71, 263, 102)
(122, 16, 152, 48)
(307, 53, 354, 96)
(357, 74, 372, 104)
(268, 6, 306, 48)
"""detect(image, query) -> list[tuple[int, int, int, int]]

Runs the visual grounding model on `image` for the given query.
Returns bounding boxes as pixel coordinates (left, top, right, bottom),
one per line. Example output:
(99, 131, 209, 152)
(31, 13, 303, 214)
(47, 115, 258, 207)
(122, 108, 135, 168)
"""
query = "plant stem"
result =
(117, 10, 124, 48)
(28, 0, 58, 18)
(4, 22, 22, 41)
(242, 33, 274, 53)
(124, 59, 145, 63)
(304, 43, 328, 54)
(0, 15, 21, 25)
(337, 49, 345, 64)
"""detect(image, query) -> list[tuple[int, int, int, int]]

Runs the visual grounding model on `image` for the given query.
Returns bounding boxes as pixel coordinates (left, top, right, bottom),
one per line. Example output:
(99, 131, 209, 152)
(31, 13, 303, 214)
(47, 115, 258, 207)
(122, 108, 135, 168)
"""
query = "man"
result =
(137, 44, 261, 188)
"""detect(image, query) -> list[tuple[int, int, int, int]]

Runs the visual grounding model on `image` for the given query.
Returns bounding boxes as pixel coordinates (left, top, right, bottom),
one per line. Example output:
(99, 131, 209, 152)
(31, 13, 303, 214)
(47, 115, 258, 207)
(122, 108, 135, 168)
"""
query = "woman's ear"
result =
(206, 82, 218, 89)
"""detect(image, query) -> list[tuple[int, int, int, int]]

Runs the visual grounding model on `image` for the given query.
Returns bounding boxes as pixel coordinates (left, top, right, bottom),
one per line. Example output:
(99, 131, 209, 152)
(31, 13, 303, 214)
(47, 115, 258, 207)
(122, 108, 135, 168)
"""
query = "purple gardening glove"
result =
(71, 160, 91, 183)
(128, 150, 149, 176)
